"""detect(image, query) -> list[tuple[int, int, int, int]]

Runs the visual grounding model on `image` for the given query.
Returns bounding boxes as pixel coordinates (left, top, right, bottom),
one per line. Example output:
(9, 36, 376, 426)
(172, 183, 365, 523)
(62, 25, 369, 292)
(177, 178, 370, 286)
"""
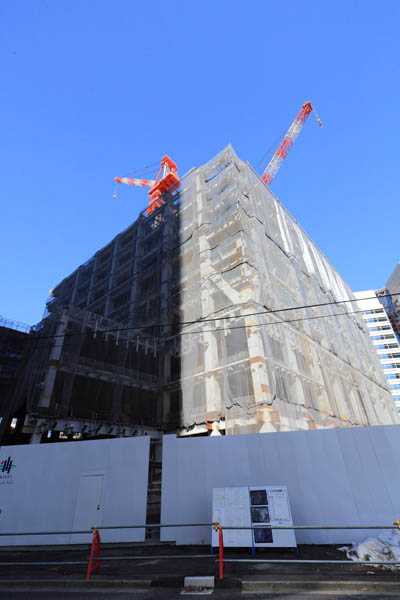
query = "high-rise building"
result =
(355, 265, 400, 413)
(385, 263, 400, 338)
(9, 146, 400, 444)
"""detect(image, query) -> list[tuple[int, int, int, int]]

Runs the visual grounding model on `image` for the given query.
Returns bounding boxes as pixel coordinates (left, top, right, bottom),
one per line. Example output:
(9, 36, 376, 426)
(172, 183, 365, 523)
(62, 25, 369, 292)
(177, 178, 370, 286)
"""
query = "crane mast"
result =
(261, 101, 322, 186)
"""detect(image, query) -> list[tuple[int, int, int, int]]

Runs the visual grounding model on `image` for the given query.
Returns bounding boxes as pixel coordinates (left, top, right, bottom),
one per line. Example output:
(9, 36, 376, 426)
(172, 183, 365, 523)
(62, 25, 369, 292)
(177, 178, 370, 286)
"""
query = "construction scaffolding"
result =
(12, 145, 400, 443)
(167, 145, 399, 434)
(0, 317, 30, 444)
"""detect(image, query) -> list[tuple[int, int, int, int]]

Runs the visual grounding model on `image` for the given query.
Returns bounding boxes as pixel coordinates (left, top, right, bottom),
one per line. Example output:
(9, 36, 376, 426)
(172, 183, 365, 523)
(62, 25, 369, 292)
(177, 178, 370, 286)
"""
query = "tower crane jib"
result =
(261, 101, 322, 186)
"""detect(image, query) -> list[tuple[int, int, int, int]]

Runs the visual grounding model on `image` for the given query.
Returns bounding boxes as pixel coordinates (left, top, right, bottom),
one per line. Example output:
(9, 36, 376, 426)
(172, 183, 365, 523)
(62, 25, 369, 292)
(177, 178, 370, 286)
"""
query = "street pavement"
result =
(0, 543, 399, 597)
(2, 590, 400, 599)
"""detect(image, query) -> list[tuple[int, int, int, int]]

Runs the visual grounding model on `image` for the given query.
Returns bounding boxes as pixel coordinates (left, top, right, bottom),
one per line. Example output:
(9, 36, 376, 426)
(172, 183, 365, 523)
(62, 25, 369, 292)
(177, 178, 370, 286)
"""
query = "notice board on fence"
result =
(211, 486, 296, 548)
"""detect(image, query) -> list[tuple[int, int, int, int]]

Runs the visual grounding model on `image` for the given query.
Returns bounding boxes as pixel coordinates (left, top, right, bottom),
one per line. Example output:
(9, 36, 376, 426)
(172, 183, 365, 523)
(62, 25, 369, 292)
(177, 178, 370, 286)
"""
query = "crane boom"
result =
(114, 177, 155, 188)
(261, 101, 322, 186)
(114, 156, 180, 215)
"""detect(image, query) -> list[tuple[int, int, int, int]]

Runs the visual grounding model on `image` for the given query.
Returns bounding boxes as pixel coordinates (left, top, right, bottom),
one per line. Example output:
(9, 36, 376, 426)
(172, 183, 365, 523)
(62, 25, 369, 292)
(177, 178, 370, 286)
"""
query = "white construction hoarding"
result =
(161, 426, 400, 545)
(0, 437, 150, 546)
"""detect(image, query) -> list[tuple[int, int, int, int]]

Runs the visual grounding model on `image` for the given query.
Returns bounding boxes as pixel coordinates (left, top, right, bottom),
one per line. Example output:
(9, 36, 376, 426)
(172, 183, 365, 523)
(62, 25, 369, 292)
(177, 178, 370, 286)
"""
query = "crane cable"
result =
(113, 160, 160, 200)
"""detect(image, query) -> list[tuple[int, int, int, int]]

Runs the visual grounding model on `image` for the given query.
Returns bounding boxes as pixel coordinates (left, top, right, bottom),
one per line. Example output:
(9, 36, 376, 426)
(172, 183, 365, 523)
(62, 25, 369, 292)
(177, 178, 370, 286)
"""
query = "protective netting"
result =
(14, 145, 400, 438)
(169, 145, 399, 434)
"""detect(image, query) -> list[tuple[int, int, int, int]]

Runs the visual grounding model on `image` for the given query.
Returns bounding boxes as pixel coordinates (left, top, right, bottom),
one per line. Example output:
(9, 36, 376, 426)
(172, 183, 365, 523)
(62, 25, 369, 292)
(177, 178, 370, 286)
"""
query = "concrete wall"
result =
(0, 437, 150, 545)
(161, 426, 400, 545)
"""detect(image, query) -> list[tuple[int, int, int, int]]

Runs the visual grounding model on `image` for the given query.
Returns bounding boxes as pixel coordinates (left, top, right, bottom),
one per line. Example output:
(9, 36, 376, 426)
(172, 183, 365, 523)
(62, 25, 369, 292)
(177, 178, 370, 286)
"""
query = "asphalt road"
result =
(1, 590, 400, 599)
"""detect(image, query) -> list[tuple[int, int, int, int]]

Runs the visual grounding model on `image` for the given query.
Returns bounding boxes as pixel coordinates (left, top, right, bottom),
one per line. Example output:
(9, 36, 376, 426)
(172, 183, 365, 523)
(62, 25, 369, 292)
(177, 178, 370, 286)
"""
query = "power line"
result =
(29, 292, 400, 342)
(125, 161, 160, 178)
(175, 307, 380, 337)
(28, 304, 397, 354)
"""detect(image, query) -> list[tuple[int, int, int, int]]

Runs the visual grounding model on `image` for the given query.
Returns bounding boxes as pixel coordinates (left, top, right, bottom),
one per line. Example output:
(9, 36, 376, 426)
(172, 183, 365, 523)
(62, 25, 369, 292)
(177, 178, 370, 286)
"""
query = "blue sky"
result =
(1, 0, 399, 325)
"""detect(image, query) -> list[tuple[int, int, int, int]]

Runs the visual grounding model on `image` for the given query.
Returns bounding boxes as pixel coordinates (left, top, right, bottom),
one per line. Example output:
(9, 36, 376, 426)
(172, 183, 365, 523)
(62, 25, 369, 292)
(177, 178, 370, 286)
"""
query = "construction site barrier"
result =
(0, 523, 214, 536)
(1, 522, 400, 581)
(213, 520, 400, 580)
(86, 526, 101, 581)
(213, 521, 225, 579)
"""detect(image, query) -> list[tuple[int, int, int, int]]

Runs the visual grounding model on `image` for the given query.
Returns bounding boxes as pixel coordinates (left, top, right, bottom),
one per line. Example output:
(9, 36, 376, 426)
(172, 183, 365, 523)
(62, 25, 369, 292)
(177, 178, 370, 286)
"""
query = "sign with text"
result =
(212, 485, 296, 548)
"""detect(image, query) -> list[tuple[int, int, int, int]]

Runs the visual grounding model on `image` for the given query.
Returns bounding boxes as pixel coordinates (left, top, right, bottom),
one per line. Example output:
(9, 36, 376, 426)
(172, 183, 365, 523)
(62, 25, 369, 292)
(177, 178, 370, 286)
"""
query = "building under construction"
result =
(9, 143, 399, 444)
(0, 316, 30, 443)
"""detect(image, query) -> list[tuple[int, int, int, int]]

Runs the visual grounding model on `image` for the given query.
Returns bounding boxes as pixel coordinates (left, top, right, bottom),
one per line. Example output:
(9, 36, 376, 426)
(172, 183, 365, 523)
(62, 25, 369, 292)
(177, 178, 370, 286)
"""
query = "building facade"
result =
(0, 316, 31, 444)
(385, 263, 400, 337)
(11, 146, 400, 443)
(355, 265, 400, 413)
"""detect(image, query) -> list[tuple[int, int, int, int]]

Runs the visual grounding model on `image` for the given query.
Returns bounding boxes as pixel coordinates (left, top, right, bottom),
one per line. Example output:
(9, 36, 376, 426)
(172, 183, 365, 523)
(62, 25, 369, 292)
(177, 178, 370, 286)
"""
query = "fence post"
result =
(94, 528, 101, 574)
(86, 526, 101, 581)
(218, 527, 224, 580)
(213, 521, 224, 580)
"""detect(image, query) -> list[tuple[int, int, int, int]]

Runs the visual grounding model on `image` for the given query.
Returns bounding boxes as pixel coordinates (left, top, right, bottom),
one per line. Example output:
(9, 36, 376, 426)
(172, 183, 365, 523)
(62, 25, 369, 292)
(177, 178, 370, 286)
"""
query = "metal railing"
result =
(2, 521, 400, 537)
(2, 520, 400, 537)
(0, 522, 400, 582)
(0, 316, 31, 334)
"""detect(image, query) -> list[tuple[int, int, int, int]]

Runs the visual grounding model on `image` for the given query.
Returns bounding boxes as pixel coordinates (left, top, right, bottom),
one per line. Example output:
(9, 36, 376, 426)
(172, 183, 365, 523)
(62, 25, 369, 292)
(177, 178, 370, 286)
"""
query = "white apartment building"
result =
(386, 263, 400, 319)
(354, 289, 400, 412)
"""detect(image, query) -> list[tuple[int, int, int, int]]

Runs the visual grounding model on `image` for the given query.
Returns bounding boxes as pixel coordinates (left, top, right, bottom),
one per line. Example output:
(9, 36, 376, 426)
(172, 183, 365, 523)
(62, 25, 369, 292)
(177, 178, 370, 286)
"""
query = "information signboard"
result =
(212, 485, 296, 548)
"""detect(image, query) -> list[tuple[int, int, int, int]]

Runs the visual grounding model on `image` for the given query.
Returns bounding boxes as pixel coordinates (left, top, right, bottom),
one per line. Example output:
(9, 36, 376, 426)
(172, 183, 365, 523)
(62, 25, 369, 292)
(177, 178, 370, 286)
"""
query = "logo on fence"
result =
(1, 457, 15, 474)
(0, 457, 16, 483)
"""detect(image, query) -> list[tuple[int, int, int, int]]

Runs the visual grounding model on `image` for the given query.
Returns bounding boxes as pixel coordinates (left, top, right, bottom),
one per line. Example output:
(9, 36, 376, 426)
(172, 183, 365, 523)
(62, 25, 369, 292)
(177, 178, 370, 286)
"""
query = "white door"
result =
(71, 474, 104, 543)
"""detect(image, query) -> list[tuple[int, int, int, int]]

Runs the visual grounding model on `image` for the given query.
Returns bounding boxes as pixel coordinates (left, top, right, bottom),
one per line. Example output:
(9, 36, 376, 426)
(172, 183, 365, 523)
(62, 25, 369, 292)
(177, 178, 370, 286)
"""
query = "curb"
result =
(242, 579, 400, 593)
(0, 579, 152, 590)
(1, 577, 400, 593)
(0, 576, 241, 590)
(131, 575, 240, 589)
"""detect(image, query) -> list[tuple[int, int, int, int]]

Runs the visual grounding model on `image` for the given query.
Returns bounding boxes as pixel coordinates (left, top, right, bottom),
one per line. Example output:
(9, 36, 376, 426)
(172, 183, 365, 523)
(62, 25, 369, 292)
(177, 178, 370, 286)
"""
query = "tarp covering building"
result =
(11, 146, 399, 443)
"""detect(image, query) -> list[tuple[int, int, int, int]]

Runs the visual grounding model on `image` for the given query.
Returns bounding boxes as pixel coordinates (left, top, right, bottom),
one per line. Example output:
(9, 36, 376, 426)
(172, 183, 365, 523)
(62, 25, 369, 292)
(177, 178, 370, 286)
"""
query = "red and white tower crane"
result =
(114, 155, 180, 215)
(114, 102, 321, 213)
(261, 101, 322, 186)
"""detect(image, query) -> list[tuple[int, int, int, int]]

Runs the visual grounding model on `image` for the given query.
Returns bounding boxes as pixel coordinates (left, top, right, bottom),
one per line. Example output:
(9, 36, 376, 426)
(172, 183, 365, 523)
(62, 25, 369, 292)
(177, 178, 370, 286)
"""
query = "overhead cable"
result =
(29, 291, 400, 342)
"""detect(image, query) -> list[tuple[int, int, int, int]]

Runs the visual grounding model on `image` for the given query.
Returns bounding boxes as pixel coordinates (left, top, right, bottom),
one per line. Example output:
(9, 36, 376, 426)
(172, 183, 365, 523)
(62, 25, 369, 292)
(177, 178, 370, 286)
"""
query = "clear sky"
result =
(1, 0, 399, 326)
